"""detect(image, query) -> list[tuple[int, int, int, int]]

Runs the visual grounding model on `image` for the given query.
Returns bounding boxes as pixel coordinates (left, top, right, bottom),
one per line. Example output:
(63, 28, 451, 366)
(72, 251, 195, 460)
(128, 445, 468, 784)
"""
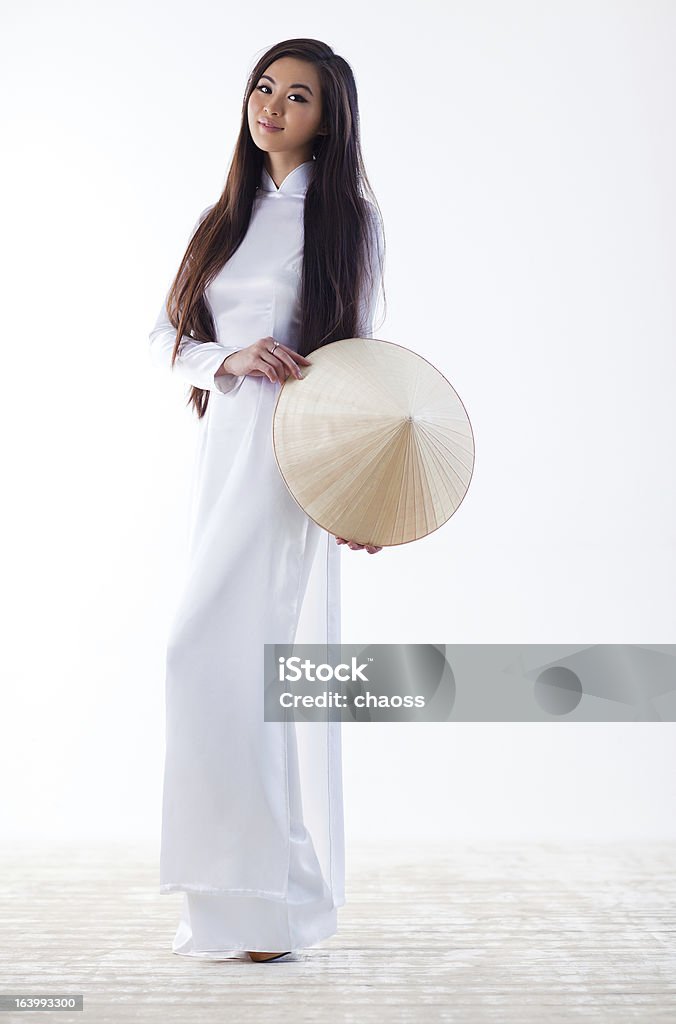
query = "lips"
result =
(258, 120, 283, 131)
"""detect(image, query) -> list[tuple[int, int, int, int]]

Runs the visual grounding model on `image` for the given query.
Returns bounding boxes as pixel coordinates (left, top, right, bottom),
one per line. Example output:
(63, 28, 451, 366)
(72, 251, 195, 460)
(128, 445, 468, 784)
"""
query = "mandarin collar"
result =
(258, 159, 315, 197)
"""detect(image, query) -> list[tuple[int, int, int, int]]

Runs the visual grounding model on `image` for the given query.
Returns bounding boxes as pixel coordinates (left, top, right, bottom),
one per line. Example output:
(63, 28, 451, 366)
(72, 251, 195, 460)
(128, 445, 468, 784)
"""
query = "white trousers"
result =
(171, 713, 338, 958)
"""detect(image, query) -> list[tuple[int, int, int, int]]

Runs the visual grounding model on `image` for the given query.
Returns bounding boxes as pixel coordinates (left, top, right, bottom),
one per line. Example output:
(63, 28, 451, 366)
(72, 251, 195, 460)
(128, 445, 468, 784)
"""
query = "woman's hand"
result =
(335, 536, 383, 554)
(217, 337, 311, 385)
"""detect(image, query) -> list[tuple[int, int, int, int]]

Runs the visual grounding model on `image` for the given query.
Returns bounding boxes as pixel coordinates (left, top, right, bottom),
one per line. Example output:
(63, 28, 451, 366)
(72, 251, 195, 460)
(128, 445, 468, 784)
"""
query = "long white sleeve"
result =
(148, 295, 245, 395)
(148, 206, 245, 396)
(355, 202, 385, 339)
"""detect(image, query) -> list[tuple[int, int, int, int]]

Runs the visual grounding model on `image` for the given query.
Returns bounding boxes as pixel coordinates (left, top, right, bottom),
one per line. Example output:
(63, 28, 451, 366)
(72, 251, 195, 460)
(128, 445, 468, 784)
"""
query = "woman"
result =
(148, 38, 386, 963)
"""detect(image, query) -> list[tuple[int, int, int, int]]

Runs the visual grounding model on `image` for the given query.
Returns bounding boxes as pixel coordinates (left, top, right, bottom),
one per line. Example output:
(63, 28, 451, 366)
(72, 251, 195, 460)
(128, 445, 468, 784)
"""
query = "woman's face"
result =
(248, 57, 324, 160)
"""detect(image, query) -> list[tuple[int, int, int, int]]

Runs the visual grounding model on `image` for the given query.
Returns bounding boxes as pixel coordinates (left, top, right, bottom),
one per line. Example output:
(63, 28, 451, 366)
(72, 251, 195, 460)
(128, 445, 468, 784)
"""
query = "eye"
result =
(256, 84, 307, 102)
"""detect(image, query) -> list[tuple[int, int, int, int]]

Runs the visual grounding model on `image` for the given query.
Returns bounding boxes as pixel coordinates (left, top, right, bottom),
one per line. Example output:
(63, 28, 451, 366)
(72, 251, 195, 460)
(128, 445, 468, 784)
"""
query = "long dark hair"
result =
(163, 37, 386, 419)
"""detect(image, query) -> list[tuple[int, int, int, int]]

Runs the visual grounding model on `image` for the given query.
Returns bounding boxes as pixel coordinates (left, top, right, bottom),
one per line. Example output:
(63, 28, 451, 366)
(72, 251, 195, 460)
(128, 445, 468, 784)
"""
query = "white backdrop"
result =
(1, 1, 675, 844)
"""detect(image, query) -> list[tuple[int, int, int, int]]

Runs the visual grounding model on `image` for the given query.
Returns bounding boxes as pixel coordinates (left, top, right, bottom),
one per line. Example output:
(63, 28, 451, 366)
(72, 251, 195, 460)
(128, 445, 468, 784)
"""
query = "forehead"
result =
(260, 56, 320, 89)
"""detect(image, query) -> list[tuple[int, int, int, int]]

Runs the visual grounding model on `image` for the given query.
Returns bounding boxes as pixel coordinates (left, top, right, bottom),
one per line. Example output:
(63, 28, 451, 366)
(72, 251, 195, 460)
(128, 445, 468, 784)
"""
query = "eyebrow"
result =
(259, 74, 314, 97)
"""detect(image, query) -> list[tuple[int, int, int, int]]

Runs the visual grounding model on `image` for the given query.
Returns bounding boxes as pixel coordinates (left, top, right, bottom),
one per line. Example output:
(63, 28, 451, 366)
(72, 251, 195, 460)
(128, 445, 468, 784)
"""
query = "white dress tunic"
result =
(149, 158, 383, 958)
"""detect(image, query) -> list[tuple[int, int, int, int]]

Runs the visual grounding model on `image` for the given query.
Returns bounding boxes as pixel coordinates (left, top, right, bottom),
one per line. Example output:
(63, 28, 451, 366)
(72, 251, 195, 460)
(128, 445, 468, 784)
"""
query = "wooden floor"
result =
(1, 841, 674, 1022)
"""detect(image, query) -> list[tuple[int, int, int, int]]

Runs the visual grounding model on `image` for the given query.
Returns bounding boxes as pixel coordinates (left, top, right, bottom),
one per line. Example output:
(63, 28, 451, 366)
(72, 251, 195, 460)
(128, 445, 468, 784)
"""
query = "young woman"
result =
(148, 38, 386, 963)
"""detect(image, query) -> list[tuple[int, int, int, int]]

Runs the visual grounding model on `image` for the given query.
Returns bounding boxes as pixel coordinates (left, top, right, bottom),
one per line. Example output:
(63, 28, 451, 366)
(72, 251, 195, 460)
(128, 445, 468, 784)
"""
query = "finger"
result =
(274, 349, 315, 381)
(260, 352, 290, 383)
(272, 351, 305, 381)
(258, 356, 281, 384)
(271, 342, 313, 365)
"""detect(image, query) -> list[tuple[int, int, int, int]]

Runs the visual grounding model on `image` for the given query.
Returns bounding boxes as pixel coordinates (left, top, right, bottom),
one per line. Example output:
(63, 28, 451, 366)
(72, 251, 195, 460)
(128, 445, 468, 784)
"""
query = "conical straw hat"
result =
(272, 337, 475, 547)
